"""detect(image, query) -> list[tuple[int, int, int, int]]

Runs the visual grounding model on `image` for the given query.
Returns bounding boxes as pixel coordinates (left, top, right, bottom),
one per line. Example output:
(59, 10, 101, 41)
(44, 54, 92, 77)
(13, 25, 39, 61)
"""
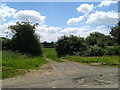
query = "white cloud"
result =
(14, 10, 46, 24)
(98, 1, 118, 7)
(36, 25, 62, 42)
(0, 4, 16, 22)
(77, 4, 94, 13)
(61, 26, 92, 37)
(86, 11, 118, 24)
(91, 25, 109, 35)
(36, 26, 93, 42)
(0, 21, 16, 37)
(67, 16, 84, 25)
(61, 25, 110, 38)
(0, 22, 110, 42)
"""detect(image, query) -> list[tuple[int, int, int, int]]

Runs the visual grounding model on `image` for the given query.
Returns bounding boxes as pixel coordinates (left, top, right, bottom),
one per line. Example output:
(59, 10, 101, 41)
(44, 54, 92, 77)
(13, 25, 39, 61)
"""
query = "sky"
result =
(0, 1, 119, 42)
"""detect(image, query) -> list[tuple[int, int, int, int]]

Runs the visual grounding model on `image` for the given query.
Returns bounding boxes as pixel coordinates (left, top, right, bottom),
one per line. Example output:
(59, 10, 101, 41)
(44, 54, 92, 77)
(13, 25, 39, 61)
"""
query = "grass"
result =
(62, 56, 119, 67)
(42, 48, 63, 62)
(2, 50, 48, 79)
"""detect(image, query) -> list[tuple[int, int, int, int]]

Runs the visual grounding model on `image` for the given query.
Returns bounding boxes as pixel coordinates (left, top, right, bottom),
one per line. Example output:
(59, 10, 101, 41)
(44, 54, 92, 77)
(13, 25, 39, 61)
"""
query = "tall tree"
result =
(9, 22, 42, 56)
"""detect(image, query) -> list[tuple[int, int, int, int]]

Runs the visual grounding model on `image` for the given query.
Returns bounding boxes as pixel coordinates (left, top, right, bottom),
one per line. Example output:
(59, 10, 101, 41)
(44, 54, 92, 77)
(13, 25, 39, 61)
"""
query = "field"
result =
(62, 56, 119, 66)
(2, 51, 48, 79)
(42, 48, 63, 62)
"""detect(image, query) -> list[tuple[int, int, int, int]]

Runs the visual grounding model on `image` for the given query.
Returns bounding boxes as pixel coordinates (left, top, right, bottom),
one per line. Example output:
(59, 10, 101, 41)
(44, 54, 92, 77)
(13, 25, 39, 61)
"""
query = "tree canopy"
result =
(85, 32, 114, 48)
(8, 22, 42, 56)
(56, 35, 85, 57)
(110, 21, 120, 45)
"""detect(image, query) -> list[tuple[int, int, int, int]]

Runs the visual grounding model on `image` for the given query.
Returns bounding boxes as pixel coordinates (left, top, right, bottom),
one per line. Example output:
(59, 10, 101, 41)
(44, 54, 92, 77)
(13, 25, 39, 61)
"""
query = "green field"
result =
(42, 48, 63, 62)
(62, 56, 119, 66)
(2, 50, 48, 79)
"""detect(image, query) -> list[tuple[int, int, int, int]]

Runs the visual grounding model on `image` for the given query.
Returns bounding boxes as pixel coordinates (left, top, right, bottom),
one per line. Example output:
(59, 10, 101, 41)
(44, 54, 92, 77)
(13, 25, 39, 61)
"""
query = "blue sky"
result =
(0, 1, 119, 42)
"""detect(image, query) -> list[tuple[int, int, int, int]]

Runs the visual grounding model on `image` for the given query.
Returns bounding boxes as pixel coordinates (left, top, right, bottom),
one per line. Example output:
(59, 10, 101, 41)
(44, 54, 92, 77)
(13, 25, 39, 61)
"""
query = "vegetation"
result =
(1, 21, 120, 79)
(85, 32, 115, 47)
(43, 48, 63, 62)
(55, 21, 120, 57)
(2, 51, 48, 79)
(4, 22, 42, 56)
(84, 45, 104, 56)
(63, 56, 119, 66)
(110, 21, 120, 45)
(56, 35, 85, 57)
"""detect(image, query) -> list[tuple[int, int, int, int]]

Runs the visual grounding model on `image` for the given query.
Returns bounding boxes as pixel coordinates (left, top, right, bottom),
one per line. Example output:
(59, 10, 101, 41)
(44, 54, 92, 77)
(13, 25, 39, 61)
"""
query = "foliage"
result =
(55, 28, 120, 57)
(56, 35, 86, 57)
(8, 22, 42, 56)
(85, 32, 114, 48)
(110, 21, 120, 45)
(104, 46, 120, 55)
(85, 45, 104, 56)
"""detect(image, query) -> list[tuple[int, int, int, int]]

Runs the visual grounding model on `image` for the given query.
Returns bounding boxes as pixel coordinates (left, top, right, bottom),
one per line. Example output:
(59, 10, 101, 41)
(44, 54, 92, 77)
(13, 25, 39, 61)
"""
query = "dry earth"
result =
(2, 58, 118, 88)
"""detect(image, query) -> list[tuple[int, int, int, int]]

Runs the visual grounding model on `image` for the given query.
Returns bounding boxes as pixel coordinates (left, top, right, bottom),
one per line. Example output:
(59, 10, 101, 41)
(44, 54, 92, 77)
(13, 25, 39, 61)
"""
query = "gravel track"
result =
(2, 58, 118, 88)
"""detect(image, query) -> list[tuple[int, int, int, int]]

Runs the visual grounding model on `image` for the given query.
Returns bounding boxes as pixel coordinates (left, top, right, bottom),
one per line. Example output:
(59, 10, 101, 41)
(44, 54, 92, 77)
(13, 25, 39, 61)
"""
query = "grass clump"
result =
(2, 50, 48, 79)
(43, 48, 63, 62)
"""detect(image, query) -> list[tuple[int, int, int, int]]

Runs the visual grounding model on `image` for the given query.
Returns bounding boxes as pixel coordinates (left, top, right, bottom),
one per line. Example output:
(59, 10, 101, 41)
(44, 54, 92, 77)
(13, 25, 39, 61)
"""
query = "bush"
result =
(85, 45, 104, 56)
(104, 46, 120, 55)
(56, 35, 86, 57)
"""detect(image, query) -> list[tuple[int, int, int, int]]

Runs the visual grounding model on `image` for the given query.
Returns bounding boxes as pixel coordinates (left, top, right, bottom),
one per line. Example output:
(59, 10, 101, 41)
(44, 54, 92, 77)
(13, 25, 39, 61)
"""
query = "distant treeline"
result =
(1, 21, 120, 57)
(41, 42, 55, 48)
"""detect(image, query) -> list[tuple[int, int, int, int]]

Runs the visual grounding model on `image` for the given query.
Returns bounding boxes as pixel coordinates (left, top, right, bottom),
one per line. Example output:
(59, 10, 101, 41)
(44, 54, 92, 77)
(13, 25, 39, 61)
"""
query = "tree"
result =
(110, 21, 120, 45)
(56, 35, 85, 57)
(9, 22, 42, 56)
(86, 32, 114, 48)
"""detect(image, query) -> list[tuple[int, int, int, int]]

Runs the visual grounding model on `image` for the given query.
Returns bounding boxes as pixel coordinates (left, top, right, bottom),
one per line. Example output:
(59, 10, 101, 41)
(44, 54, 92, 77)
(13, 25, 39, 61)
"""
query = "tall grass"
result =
(2, 50, 48, 79)
(42, 48, 63, 62)
(63, 56, 119, 66)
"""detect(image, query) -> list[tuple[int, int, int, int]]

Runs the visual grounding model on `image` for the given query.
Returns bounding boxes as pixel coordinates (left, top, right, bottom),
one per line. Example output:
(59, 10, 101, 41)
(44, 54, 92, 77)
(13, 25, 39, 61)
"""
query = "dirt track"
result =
(2, 58, 118, 88)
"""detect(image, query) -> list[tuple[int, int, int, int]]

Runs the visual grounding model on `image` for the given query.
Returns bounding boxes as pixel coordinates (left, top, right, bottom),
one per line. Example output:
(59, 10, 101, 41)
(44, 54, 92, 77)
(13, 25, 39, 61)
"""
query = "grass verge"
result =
(2, 50, 48, 79)
(62, 56, 119, 67)
(42, 48, 63, 62)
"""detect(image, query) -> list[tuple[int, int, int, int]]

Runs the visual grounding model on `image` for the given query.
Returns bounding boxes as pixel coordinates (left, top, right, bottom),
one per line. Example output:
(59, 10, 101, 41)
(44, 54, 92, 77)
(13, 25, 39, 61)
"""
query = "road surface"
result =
(2, 58, 118, 88)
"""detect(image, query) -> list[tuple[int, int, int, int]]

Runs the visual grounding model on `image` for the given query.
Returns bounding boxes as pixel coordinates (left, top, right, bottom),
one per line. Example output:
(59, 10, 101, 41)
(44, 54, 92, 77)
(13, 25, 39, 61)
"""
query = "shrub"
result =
(56, 35, 86, 57)
(85, 45, 104, 56)
(105, 46, 120, 55)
